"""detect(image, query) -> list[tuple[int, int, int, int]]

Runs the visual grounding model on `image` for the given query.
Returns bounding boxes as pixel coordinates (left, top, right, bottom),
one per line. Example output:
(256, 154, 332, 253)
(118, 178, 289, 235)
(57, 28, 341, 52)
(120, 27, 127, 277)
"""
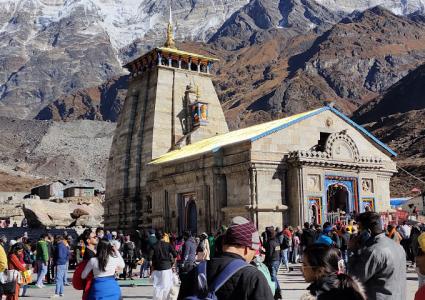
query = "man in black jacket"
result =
(265, 228, 282, 299)
(178, 216, 274, 300)
(300, 222, 316, 250)
(149, 230, 178, 299)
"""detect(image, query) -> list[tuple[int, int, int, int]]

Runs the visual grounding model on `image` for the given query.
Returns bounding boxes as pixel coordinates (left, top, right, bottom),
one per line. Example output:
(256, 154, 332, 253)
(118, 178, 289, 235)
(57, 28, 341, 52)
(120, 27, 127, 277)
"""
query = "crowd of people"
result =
(0, 212, 424, 299)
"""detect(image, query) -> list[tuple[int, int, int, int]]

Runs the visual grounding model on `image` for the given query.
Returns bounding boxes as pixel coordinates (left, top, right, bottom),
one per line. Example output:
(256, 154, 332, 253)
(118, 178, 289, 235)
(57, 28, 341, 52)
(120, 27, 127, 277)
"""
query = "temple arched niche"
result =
(325, 130, 360, 162)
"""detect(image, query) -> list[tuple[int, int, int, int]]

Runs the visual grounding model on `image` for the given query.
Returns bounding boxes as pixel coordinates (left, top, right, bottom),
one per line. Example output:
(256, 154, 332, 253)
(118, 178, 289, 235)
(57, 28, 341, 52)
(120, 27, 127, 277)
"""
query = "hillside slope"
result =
(353, 63, 425, 196)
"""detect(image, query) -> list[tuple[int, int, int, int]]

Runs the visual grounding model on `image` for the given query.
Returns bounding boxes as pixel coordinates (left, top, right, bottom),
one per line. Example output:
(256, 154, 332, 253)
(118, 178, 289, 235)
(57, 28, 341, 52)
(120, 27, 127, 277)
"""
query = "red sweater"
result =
(415, 285, 425, 300)
(8, 253, 26, 272)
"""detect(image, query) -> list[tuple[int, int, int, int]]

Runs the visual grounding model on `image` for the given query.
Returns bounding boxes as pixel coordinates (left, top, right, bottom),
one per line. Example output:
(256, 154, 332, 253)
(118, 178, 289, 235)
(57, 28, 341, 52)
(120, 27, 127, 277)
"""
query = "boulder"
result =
(22, 199, 103, 228)
(71, 208, 89, 219)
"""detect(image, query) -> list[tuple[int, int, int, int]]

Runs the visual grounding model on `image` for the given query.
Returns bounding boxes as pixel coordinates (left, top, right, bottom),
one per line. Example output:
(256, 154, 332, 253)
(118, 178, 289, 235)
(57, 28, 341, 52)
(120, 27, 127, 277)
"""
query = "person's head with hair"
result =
(302, 244, 340, 282)
(356, 212, 383, 236)
(96, 227, 105, 239)
(266, 228, 276, 240)
(223, 216, 260, 263)
(96, 239, 115, 272)
(323, 222, 331, 228)
(9, 242, 24, 256)
(56, 235, 64, 243)
(304, 222, 310, 229)
(81, 228, 98, 247)
(302, 244, 366, 300)
(183, 230, 191, 240)
(155, 229, 164, 241)
(124, 233, 131, 242)
(40, 233, 49, 241)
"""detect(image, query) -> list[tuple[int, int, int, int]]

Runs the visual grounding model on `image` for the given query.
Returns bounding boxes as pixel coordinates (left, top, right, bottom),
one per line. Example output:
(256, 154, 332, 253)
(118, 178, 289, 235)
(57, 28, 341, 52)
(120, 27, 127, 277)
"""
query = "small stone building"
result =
(104, 19, 397, 232)
(31, 181, 66, 199)
(63, 186, 95, 198)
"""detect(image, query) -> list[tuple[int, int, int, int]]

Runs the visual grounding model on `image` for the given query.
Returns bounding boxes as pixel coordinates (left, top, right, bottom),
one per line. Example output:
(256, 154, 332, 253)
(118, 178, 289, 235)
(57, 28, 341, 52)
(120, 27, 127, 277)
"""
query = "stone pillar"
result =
(197, 63, 201, 72)
(178, 59, 182, 69)
(207, 62, 211, 74)
(168, 57, 172, 67)
(188, 59, 192, 70)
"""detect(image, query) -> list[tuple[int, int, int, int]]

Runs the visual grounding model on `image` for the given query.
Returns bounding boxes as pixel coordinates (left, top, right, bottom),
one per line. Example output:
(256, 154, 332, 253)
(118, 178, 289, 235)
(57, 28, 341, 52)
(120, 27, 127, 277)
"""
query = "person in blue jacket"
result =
(52, 235, 70, 298)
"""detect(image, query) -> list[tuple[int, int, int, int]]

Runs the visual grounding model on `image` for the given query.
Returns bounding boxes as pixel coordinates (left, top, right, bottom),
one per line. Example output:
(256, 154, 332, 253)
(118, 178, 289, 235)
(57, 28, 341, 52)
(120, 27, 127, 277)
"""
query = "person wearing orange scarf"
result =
(7, 243, 27, 300)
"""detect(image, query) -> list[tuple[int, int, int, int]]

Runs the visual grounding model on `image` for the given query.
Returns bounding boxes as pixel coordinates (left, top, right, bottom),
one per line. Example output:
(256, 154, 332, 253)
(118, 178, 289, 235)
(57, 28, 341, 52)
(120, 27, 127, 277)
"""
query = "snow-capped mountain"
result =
(1, 0, 425, 120)
(315, 0, 425, 15)
(0, 0, 248, 50)
(0, 0, 247, 118)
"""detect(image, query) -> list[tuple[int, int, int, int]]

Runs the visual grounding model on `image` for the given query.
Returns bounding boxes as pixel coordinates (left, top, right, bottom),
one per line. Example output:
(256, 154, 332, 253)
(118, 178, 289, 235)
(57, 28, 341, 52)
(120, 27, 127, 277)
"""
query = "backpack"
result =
(123, 241, 135, 258)
(252, 259, 275, 294)
(281, 235, 290, 250)
(72, 261, 87, 290)
(23, 249, 33, 265)
(184, 259, 249, 300)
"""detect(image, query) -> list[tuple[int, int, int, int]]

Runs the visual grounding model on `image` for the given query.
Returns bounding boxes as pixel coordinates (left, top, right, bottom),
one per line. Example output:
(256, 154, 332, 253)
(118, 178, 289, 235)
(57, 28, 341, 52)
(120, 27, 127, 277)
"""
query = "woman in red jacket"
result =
(7, 243, 26, 300)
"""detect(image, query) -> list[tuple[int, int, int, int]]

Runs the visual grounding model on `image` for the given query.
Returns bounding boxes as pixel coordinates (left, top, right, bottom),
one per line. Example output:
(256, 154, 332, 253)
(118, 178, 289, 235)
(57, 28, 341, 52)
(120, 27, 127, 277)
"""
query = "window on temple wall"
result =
(200, 64, 207, 73)
(317, 132, 331, 151)
(146, 195, 152, 214)
(190, 62, 198, 71)
(181, 60, 188, 69)
(172, 59, 179, 68)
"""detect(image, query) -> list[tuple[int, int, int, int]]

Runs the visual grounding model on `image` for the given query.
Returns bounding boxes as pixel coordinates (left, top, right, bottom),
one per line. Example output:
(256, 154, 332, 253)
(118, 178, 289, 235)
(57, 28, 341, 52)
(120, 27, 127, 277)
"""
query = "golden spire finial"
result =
(195, 84, 201, 100)
(164, 6, 176, 49)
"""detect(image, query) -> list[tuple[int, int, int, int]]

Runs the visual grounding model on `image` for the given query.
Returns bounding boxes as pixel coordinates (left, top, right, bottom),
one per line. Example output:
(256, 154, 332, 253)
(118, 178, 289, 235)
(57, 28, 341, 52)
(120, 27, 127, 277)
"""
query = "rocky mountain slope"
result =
(353, 63, 425, 196)
(265, 7, 425, 117)
(209, 5, 425, 128)
(2, 0, 425, 121)
(0, 117, 115, 190)
(0, 0, 247, 119)
(35, 76, 128, 122)
(42, 5, 425, 130)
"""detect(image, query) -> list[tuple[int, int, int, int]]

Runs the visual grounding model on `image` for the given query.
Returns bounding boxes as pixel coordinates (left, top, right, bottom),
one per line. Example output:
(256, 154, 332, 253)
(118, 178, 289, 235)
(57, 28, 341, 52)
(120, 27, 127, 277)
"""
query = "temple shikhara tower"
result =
(104, 12, 397, 232)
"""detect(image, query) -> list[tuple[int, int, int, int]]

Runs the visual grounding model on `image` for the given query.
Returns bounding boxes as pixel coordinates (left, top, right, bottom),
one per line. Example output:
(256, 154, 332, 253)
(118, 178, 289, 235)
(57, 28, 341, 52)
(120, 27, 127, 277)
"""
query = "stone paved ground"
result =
(21, 264, 419, 300)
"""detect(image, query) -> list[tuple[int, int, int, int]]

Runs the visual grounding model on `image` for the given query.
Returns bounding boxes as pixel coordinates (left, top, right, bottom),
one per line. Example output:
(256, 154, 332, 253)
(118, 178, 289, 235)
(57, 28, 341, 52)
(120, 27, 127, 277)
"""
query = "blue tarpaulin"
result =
(390, 198, 410, 207)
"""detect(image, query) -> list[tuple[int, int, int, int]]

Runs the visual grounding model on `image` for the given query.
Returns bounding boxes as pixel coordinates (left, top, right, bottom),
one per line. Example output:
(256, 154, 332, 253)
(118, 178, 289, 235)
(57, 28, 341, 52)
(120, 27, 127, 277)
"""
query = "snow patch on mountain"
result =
(314, 0, 425, 15)
(0, 0, 248, 50)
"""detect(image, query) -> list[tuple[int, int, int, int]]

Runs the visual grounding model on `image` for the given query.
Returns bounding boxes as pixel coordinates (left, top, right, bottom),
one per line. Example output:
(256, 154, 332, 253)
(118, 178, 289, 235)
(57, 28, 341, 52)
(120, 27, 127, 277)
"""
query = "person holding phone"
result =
(81, 240, 125, 300)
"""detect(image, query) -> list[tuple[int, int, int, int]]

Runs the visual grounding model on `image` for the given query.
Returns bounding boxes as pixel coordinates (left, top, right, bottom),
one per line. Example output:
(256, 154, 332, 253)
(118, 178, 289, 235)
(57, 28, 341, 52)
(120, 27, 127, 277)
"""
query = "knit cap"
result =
(224, 216, 260, 250)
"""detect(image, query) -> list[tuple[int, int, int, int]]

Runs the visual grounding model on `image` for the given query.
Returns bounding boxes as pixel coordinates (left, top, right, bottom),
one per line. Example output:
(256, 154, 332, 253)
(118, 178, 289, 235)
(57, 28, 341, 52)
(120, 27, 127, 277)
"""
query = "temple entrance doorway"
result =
(327, 184, 349, 213)
(186, 200, 198, 236)
(178, 193, 198, 235)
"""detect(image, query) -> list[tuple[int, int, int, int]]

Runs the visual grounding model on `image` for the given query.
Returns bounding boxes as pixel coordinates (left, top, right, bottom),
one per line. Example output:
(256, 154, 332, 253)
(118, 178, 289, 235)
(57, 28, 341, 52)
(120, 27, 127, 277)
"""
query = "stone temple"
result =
(104, 17, 397, 233)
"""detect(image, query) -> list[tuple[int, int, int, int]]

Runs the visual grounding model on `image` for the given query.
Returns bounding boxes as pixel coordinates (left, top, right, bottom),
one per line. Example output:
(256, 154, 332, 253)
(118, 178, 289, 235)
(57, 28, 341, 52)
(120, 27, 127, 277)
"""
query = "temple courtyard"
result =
(22, 264, 418, 300)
